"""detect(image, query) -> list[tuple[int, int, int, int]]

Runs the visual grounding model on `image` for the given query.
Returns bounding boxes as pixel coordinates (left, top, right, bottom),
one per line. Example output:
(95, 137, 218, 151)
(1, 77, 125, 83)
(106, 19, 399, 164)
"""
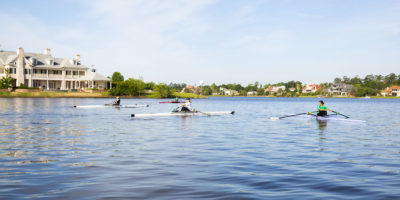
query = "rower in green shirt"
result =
(317, 100, 331, 116)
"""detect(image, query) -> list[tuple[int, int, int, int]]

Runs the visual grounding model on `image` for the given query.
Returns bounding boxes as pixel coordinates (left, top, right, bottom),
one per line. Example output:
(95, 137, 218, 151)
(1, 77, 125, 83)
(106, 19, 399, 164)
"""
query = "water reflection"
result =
(0, 97, 399, 199)
(317, 120, 327, 151)
(179, 116, 192, 131)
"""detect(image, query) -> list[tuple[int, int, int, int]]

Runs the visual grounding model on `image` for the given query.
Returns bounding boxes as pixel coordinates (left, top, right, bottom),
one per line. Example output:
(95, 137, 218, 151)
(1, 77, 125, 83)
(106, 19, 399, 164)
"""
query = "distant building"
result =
(270, 86, 286, 93)
(247, 91, 257, 96)
(302, 84, 320, 93)
(181, 85, 200, 93)
(328, 83, 353, 96)
(381, 86, 400, 97)
(0, 47, 110, 90)
(220, 87, 239, 96)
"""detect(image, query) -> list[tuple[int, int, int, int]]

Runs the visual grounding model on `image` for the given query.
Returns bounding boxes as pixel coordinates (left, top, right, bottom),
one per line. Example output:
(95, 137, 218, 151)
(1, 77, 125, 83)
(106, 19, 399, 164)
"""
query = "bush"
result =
(15, 86, 39, 89)
(153, 84, 173, 98)
(0, 70, 13, 89)
(108, 78, 146, 96)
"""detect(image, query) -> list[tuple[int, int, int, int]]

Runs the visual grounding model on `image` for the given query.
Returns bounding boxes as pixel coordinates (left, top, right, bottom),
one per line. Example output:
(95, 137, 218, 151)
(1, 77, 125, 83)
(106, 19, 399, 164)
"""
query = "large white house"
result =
(0, 47, 110, 90)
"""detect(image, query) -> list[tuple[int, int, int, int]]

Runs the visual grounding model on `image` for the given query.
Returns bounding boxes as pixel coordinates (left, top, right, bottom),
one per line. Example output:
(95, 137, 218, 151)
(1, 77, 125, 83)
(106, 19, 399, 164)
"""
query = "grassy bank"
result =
(0, 91, 207, 98)
(145, 92, 207, 99)
(209, 95, 399, 98)
(0, 91, 110, 98)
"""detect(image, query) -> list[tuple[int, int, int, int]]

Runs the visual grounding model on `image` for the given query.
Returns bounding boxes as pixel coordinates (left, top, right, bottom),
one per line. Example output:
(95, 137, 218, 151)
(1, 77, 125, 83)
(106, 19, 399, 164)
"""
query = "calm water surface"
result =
(0, 97, 399, 199)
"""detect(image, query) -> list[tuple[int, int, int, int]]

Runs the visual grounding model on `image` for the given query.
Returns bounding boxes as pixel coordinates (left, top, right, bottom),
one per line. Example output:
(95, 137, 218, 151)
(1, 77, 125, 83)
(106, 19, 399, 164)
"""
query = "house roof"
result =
(382, 85, 400, 92)
(0, 50, 88, 69)
(390, 85, 400, 89)
(79, 72, 110, 81)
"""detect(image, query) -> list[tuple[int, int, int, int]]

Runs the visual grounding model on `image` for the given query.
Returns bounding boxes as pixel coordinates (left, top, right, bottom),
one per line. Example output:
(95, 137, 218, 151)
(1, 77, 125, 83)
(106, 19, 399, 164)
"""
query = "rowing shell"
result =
(296, 114, 366, 123)
(131, 111, 235, 118)
(159, 101, 185, 103)
(73, 104, 149, 108)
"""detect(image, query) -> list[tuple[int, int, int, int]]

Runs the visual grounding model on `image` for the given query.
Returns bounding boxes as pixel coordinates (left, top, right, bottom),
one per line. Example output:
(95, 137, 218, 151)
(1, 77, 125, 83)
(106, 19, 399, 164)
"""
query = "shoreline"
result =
(209, 95, 399, 99)
(0, 91, 207, 99)
(0, 91, 398, 99)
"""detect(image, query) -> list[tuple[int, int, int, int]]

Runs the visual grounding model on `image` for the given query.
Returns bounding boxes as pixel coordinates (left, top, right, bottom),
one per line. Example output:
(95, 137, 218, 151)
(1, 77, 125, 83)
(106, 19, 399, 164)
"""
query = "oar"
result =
(272, 111, 317, 120)
(196, 110, 211, 116)
(331, 110, 349, 119)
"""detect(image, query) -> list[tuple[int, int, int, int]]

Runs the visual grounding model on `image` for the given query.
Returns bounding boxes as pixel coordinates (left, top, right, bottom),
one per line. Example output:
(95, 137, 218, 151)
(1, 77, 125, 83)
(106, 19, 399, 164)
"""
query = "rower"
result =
(180, 98, 192, 112)
(317, 100, 331, 116)
(113, 96, 120, 105)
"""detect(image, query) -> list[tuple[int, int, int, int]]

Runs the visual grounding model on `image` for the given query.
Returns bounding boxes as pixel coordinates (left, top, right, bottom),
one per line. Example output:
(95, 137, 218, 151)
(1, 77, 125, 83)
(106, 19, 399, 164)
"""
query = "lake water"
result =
(0, 97, 399, 199)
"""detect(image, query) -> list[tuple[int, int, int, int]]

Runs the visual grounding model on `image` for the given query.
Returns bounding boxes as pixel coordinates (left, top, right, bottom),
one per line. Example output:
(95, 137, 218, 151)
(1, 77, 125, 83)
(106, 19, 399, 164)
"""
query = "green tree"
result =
(239, 90, 247, 96)
(256, 88, 264, 96)
(210, 83, 218, 94)
(154, 83, 173, 98)
(385, 73, 397, 86)
(111, 72, 124, 83)
(108, 78, 145, 96)
(334, 77, 342, 83)
(145, 82, 155, 90)
(201, 86, 212, 96)
(0, 69, 14, 89)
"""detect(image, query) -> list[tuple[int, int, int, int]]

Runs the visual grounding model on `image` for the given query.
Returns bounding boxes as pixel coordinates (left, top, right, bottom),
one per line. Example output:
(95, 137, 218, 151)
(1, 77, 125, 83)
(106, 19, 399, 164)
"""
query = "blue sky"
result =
(0, 0, 399, 85)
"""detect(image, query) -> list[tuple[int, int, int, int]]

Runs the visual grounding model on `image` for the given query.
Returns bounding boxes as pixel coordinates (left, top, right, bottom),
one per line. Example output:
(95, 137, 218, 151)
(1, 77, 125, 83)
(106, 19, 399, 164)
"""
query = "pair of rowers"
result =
(176, 99, 330, 115)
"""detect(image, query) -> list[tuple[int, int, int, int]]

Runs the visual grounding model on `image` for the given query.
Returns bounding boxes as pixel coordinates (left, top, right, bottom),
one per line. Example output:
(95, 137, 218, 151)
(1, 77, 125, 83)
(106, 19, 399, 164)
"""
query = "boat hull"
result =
(300, 115, 366, 123)
(131, 111, 235, 118)
(73, 104, 149, 108)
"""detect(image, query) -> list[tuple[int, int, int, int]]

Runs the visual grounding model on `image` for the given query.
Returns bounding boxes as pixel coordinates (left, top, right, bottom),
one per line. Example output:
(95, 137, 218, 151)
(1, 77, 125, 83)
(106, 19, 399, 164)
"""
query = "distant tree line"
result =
(333, 73, 400, 97)
(108, 72, 175, 98)
(107, 71, 400, 97)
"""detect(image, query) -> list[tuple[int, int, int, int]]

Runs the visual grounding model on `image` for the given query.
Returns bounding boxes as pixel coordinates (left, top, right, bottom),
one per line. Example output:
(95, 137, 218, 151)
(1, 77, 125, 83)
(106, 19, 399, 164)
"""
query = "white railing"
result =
(32, 74, 63, 79)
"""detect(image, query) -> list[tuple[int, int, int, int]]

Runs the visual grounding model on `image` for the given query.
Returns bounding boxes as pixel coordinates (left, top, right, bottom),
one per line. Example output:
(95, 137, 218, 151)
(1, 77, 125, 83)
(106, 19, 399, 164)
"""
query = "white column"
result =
(46, 69, 49, 90)
(28, 69, 33, 87)
(61, 69, 66, 90)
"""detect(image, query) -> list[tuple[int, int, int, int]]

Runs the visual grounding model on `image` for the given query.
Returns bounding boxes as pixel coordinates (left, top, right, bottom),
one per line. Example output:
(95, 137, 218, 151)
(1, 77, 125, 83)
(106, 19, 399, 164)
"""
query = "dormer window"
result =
(46, 59, 54, 65)
(29, 57, 37, 65)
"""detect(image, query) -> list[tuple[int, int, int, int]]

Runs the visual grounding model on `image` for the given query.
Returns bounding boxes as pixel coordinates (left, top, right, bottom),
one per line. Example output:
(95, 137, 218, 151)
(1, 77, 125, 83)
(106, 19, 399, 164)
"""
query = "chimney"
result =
(75, 54, 81, 62)
(17, 47, 24, 55)
(44, 48, 51, 56)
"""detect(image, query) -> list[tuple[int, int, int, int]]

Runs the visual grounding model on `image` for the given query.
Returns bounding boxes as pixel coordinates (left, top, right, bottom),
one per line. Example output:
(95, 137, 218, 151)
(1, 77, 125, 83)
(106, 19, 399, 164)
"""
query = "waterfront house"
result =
(0, 47, 110, 90)
(270, 86, 286, 93)
(328, 83, 353, 96)
(220, 87, 239, 96)
(181, 85, 200, 93)
(247, 91, 257, 96)
(302, 84, 320, 93)
(381, 86, 400, 97)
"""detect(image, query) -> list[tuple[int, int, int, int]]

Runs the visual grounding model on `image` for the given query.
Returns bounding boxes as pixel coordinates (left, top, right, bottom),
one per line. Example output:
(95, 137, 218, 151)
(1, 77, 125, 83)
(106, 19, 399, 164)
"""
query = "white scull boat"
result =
(271, 114, 365, 123)
(73, 104, 149, 108)
(131, 111, 235, 118)
(301, 115, 366, 123)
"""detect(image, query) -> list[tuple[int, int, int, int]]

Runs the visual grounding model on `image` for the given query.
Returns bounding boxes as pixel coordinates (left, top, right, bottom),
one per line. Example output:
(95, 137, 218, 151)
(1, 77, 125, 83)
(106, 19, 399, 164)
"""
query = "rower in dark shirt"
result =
(113, 96, 120, 105)
(317, 100, 331, 116)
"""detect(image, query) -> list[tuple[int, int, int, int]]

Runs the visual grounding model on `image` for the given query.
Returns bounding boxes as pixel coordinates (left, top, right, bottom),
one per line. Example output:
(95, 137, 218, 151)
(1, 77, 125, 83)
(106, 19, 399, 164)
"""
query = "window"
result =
(24, 69, 31, 74)
(0, 69, 4, 74)
(33, 80, 41, 87)
(73, 71, 78, 75)
(9, 68, 16, 74)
